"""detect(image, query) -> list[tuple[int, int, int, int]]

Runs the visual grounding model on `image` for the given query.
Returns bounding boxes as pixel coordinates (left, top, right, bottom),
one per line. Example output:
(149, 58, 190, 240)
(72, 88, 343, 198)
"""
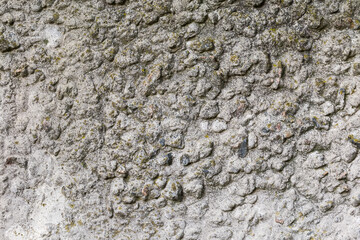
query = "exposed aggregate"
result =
(1, 0, 360, 239)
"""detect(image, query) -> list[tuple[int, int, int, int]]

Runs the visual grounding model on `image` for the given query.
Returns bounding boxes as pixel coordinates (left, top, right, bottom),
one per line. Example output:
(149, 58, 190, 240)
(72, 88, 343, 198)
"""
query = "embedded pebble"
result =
(211, 120, 227, 133)
(163, 179, 183, 201)
(238, 138, 248, 158)
(200, 102, 219, 119)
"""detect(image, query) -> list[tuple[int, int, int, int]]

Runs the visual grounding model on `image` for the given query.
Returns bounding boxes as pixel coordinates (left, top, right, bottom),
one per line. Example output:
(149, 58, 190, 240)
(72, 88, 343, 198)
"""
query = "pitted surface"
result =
(1, 0, 360, 239)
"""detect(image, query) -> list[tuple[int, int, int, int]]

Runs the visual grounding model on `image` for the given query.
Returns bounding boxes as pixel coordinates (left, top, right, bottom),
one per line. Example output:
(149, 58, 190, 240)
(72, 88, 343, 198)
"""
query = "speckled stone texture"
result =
(1, 0, 360, 239)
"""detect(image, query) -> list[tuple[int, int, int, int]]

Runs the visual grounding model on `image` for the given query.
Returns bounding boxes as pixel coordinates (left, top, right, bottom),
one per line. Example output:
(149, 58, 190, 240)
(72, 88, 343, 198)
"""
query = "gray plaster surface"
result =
(1, 0, 360, 239)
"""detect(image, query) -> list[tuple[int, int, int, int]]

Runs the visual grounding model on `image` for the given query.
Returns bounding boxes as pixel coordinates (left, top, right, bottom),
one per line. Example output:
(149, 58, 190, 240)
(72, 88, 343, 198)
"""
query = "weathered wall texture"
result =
(1, 0, 360, 239)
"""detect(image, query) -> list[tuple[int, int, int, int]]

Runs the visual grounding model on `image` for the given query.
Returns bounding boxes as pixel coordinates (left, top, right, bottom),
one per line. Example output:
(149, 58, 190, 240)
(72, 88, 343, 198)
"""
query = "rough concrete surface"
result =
(1, 0, 360, 239)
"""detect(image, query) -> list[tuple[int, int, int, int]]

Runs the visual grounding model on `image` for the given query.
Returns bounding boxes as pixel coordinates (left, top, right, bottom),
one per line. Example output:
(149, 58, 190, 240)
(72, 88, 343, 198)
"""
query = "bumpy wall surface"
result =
(1, 0, 360, 239)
